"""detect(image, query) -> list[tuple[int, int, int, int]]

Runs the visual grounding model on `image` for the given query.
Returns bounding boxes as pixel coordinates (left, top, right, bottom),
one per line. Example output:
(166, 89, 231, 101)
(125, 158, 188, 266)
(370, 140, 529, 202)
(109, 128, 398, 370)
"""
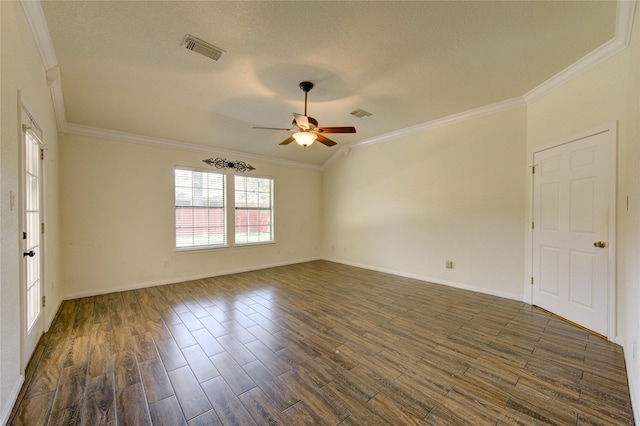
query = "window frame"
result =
(233, 174, 275, 246)
(174, 166, 227, 251)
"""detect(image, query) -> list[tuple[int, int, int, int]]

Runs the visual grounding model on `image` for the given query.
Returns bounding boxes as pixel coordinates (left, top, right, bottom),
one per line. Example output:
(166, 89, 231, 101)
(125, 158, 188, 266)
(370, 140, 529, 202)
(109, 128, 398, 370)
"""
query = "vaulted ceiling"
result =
(38, 1, 622, 166)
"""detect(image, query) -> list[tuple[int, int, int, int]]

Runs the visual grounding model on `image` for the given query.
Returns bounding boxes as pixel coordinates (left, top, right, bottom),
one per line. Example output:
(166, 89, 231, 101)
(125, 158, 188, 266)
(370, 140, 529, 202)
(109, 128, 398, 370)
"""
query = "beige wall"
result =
(59, 133, 322, 298)
(2, 0, 639, 422)
(527, 6, 640, 416)
(0, 1, 61, 422)
(322, 5, 640, 418)
(322, 106, 528, 300)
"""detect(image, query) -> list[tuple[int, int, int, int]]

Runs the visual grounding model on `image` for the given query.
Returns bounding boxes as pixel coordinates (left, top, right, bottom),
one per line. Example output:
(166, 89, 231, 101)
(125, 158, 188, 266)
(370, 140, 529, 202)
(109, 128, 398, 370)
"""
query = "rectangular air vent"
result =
(350, 108, 372, 118)
(184, 34, 226, 61)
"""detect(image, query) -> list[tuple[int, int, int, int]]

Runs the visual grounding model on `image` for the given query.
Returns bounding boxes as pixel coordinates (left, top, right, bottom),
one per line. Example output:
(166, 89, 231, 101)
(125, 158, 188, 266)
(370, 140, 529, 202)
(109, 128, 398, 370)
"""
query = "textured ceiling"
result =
(40, 1, 618, 166)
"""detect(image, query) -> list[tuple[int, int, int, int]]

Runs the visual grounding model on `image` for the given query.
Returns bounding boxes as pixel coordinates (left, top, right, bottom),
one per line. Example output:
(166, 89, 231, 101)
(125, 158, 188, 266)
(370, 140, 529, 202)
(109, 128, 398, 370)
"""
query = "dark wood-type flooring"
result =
(8, 261, 634, 425)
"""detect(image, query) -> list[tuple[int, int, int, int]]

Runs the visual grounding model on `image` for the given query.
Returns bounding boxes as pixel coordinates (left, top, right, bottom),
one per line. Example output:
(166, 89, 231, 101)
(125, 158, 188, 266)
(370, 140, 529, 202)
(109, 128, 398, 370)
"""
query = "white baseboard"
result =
(61, 257, 321, 301)
(45, 297, 62, 332)
(324, 258, 637, 423)
(11, 258, 639, 426)
(322, 257, 523, 302)
(1, 375, 24, 426)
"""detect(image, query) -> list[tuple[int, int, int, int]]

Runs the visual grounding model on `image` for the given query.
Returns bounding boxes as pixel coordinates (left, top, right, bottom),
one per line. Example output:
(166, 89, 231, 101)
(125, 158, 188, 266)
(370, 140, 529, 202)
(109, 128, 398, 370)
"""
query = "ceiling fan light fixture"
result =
(293, 132, 317, 147)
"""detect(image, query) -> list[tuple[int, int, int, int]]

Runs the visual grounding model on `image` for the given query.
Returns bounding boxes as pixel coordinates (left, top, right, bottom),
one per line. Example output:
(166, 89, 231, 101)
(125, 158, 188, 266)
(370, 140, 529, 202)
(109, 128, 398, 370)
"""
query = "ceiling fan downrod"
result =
(299, 81, 313, 116)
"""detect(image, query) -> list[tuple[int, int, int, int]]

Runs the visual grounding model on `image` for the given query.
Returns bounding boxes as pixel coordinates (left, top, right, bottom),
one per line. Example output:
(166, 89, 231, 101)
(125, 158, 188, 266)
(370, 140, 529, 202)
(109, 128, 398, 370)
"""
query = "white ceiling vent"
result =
(183, 34, 226, 61)
(350, 108, 372, 118)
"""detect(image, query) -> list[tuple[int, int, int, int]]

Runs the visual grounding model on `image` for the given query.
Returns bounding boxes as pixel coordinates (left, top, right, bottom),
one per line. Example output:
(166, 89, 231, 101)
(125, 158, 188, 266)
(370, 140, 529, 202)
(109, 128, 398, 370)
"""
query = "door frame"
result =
(19, 100, 46, 369)
(524, 122, 617, 340)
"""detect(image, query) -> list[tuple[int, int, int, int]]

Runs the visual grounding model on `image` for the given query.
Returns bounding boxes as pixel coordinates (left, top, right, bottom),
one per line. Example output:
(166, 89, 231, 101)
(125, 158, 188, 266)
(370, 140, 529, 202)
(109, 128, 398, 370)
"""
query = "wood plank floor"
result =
(8, 261, 634, 425)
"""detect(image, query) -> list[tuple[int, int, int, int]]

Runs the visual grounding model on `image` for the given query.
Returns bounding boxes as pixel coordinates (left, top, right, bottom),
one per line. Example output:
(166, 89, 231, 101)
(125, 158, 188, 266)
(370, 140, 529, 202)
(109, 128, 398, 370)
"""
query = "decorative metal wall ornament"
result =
(203, 157, 256, 172)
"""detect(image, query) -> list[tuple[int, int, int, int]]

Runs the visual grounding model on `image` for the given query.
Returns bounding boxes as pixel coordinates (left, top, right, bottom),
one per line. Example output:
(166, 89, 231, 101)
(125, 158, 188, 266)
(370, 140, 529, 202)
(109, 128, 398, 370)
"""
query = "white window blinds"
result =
(234, 176, 274, 244)
(175, 168, 226, 249)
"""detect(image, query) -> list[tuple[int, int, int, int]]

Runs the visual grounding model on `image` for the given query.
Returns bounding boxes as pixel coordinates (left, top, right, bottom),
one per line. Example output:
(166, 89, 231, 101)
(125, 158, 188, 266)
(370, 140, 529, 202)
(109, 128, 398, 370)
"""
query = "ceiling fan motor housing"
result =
(299, 81, 314, 93)
(292, 116, 318, 129)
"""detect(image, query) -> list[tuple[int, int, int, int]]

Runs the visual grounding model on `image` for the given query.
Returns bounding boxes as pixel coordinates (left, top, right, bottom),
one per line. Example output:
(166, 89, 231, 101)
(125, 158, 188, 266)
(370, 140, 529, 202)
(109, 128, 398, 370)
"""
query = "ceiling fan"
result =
(253, 81, 356, 148)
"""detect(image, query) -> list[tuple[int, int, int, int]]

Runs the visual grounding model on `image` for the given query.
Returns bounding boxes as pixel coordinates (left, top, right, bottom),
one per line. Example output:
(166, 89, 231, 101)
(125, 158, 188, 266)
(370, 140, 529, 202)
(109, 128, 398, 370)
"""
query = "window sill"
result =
(233, 241, 276, 249)
(174, 244, 229, 253)
(174, 241, 276, 253)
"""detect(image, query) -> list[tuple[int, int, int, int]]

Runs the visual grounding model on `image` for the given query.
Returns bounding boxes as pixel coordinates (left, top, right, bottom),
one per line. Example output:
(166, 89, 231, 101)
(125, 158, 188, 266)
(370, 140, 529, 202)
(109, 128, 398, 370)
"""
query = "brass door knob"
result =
(593, 241, 607, 248)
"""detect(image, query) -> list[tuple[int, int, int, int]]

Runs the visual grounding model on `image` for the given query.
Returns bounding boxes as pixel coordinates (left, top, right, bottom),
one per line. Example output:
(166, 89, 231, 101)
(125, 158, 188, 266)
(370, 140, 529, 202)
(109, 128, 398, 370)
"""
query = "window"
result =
(235, 176, 274, 244)
(175, 168, 226, 249)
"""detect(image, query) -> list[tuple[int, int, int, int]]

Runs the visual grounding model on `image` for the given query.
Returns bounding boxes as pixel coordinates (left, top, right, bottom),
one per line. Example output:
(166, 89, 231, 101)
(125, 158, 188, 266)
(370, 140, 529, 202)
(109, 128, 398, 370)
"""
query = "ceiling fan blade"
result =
(293, 113, 310, 130)
(279, 135, 295, 145)
(253, 126, 295, 131)
(316, 126, 356, 134)
(316, 133, 338, 147)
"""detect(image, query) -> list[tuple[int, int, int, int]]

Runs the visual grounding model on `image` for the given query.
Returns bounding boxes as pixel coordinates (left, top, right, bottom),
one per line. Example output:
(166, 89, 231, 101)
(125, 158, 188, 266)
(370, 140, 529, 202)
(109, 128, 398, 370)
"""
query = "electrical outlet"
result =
(445, 260, 454, 269)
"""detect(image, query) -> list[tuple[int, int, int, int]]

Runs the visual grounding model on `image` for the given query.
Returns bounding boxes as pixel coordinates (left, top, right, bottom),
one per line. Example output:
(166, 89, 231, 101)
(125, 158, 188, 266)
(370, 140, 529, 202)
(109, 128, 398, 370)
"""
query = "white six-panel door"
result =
(532, 130, 612, 337)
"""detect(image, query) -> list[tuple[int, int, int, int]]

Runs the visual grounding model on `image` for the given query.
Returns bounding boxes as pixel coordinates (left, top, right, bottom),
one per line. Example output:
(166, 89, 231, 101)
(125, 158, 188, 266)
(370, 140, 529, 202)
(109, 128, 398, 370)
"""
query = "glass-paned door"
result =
(23, 126, 44, 365)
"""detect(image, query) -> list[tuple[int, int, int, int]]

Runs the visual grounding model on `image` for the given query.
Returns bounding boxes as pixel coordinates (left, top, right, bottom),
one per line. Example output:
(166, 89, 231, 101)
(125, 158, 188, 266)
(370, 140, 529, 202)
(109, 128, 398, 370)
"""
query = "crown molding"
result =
(24, 0, 635, 171)
(65, 124, 321, 171)
(524, 0, 636, 104)
(20, 0, 57, 68)
(46, 67, 67, 133)
(616, 0, 637, 46)
(322, 96, 526, 170)
(323, 0, 636, 171)
(21, 0, 67, 131)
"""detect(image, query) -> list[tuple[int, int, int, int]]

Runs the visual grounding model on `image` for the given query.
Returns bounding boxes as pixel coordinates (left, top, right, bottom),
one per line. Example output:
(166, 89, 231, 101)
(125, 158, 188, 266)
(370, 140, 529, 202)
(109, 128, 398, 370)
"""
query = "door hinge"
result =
(531, 165, 536, 174)
(532, 221, 534, 229)
(40, 149, 44, 160)
(531, 276, 534, 285)
(42, 296, 46, 307)
(41, 222, 45, 234)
